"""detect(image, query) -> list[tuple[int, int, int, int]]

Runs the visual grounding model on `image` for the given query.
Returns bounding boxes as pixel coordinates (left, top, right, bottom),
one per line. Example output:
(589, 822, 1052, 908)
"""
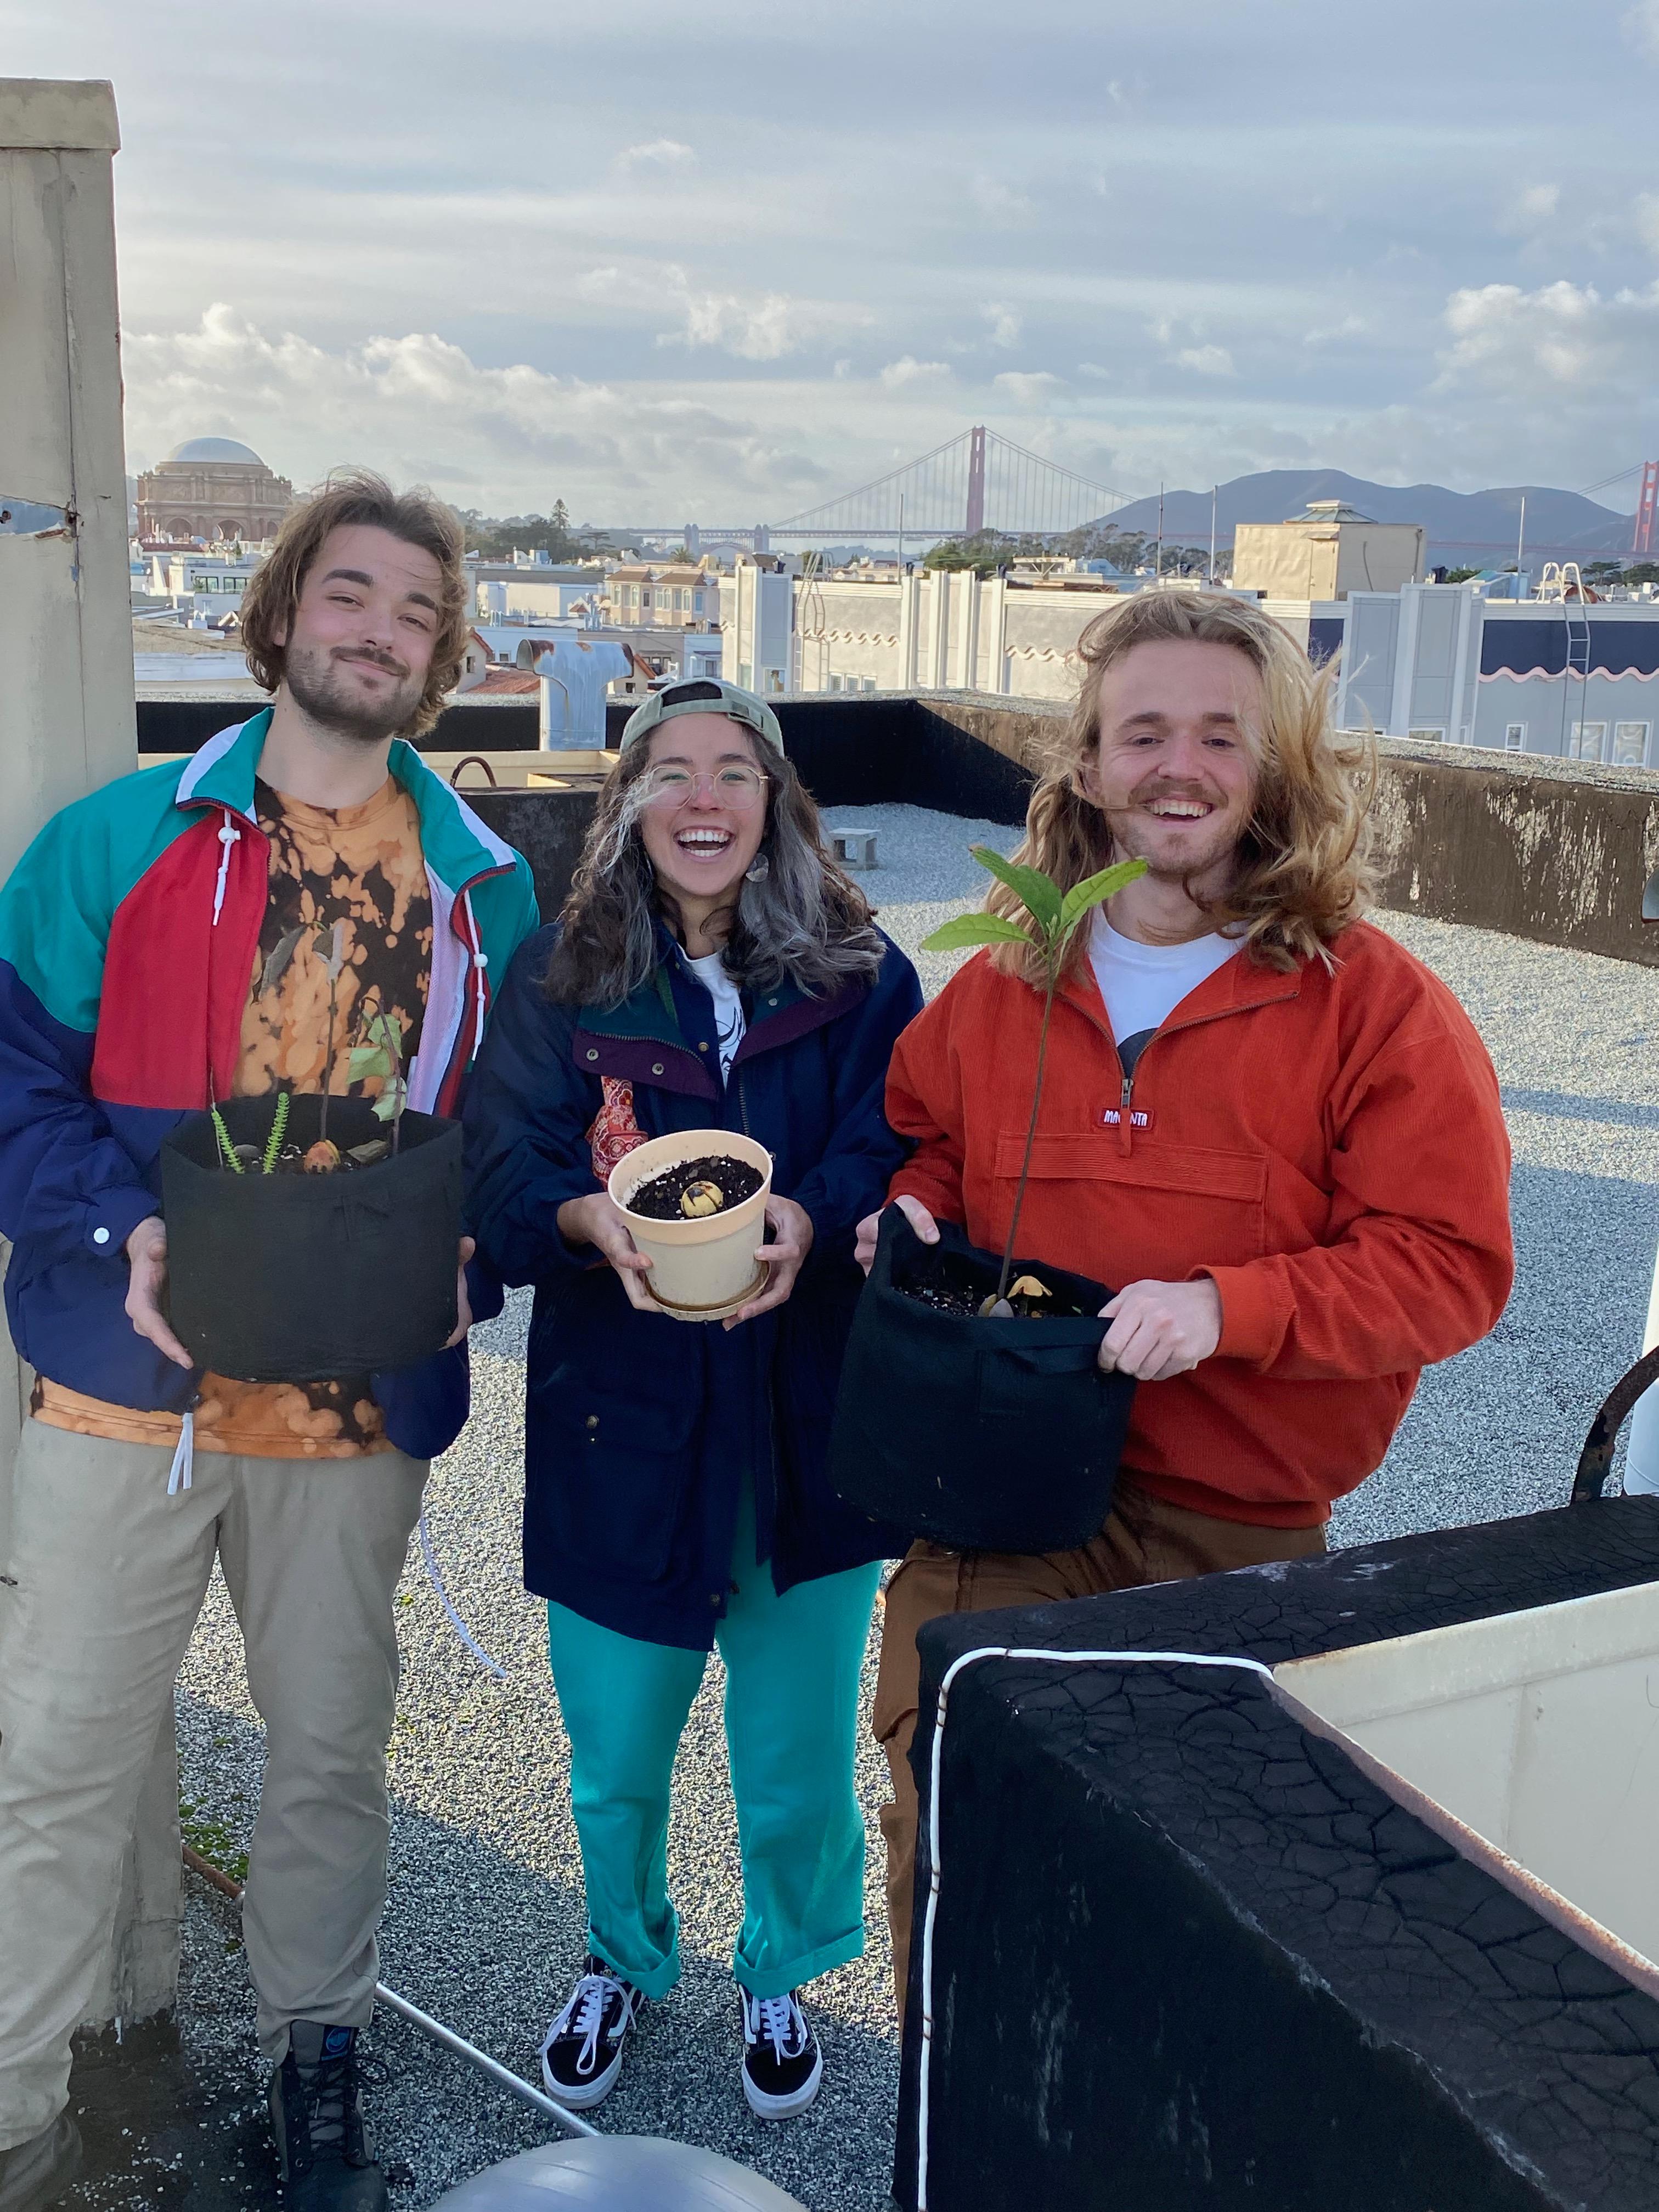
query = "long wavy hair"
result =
(542, 721, 884, 1007)
(989, 588, 1376, 981)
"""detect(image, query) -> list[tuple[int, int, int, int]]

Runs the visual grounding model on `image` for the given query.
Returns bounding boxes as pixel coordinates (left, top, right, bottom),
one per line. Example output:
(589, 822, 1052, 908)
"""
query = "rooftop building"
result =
(1233, 498, 1426, 600)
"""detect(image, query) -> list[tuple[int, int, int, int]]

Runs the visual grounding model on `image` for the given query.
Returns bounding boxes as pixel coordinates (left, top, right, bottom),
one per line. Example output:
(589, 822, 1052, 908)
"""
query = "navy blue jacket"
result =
(464, 923, 923, 1649)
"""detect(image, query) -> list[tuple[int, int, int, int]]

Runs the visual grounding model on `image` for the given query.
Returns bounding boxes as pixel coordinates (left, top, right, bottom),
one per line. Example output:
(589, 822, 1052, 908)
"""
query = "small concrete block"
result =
(831, 827, 878, 868)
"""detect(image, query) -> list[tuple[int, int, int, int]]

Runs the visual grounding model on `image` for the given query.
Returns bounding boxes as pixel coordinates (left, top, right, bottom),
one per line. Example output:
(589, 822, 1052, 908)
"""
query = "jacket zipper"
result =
(1068, 986, 1300, 1157)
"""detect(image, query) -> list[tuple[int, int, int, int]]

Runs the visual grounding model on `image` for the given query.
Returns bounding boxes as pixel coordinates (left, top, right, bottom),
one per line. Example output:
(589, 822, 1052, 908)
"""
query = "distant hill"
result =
(1101, 470, 1634, 565)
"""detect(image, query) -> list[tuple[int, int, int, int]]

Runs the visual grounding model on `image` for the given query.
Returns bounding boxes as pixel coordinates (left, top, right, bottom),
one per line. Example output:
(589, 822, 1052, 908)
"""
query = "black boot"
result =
(268, 2022, 387, 2212)
(0, 2115, 82, 2212)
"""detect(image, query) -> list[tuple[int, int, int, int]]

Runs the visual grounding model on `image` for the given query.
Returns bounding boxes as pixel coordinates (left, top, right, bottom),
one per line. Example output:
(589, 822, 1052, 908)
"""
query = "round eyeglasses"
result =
(639, 765, 768, 811)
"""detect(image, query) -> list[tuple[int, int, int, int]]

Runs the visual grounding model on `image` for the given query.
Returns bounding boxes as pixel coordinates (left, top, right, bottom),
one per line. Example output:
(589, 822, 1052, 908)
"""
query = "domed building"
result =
(135, 437, 294, 545)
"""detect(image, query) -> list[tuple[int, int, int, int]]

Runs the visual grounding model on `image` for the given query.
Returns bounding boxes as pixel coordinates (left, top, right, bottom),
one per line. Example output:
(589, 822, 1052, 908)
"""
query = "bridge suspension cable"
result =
(769, 425, 1136, 543)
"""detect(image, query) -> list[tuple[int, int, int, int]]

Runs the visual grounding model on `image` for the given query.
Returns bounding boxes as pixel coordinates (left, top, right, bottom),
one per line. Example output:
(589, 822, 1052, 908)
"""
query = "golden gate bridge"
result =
(616, 424, 1136, 554)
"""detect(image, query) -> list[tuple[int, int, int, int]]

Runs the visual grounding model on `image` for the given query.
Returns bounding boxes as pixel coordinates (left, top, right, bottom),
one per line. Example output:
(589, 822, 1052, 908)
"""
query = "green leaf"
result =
(920, 912, 1036, 953)
(372, 1077, 408, 1124)
(1057, 856, 1149, 935)
(969, 847, 1062, 935)
(348, 1046, 391, 1082)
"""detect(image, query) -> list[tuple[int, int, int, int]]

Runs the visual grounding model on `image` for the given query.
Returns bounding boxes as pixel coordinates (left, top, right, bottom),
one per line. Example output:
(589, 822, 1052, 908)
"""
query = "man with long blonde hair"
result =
(855, 589, 1514, 2021)
(0, 472, 536, 2212)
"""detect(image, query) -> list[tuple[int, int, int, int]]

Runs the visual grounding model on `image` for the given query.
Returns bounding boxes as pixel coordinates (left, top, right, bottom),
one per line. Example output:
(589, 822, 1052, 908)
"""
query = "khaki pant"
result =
(0, 1418, 426, 2151)
(872, 1479, 1327, 2018)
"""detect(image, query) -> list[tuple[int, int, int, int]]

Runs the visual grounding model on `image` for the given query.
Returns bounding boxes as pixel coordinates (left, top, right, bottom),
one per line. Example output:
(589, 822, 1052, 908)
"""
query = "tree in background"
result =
(457, 501, 606, 563)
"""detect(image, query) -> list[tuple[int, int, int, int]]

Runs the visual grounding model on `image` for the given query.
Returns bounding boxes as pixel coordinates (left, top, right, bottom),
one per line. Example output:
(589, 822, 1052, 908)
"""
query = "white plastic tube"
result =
(915, 1645, 1277, 2211)
(374, 1982, 601, 2141)
(1622, 1242, 1659, 1493)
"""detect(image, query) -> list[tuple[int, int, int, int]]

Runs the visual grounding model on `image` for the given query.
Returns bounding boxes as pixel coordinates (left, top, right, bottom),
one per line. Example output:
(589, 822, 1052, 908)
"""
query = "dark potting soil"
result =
(627, 1154, 765, 1221)
(224, 1137, 393, 1177)
(899, 1249, 1096, 1321)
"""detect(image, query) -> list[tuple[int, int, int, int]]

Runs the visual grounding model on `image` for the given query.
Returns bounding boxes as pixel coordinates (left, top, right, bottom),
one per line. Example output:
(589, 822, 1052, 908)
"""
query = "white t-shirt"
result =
(1088, 912, 1240, 1070)
(684, 950, 747, 1079)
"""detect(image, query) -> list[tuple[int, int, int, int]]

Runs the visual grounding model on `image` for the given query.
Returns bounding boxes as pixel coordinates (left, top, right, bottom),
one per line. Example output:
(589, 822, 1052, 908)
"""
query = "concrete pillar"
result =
(0, 78, 170, 2028)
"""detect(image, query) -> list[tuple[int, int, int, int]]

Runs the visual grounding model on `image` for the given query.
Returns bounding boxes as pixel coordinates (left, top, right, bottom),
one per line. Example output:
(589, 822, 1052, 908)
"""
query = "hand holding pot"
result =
(557, 1193, 658, 1312)
(855, 1195, 940, 1274)
(723, 1195, 815, 1328)
(1098, 1278, 1221, 1381)
(124, 1215, 194, 1372)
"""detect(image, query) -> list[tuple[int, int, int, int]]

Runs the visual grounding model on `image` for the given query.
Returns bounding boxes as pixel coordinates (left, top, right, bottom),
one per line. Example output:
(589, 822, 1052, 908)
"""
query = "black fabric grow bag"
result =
(828, 1208, 1136, 1553)
(160, 1095, 463, 1382)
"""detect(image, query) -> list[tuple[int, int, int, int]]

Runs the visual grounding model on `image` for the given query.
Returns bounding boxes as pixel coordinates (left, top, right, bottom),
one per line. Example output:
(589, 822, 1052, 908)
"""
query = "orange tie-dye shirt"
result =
(34, 776, 433, 1461)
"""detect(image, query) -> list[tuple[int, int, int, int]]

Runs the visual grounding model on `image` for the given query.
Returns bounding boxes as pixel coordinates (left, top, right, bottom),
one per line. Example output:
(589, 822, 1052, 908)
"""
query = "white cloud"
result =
(582, 260, 868, 361)
(1625, 1, 1659, 57)
(1637, 192, 1659, 255)
(616, 138, 695, 171)
(1174, 345, 1236, 376)
(971, 175, 1034, 227)
(1497, 179, 1560, 237)
(1436, 278, 1659, 397)
(1302, 314, 1368, 346)
(982, 301, 1023, 349)
(120, 305, 831, 513)
(992, 370, 1066, 403)
(1077, 362, 1113, 379)
(879, 356, 954, 389)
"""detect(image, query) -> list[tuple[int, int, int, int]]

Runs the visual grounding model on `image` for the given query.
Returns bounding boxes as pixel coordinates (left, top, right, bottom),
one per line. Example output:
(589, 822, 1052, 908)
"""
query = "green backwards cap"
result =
(619, 677, 784, 753)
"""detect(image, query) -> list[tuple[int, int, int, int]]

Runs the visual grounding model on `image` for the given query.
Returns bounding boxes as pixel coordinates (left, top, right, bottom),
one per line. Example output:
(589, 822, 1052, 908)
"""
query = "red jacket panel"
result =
(885, 920, 1514, 1528)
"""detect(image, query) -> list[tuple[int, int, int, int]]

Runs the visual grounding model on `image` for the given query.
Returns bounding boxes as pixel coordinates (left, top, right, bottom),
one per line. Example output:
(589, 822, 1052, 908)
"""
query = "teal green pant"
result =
(546, 1499, 881, 2002)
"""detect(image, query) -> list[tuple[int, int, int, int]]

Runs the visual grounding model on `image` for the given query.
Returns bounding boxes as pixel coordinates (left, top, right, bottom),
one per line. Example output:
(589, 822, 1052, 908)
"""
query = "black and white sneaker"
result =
(739, 1988, 822, 2120)
(539, 1957, 645, 2110)
(268, 2022, 387, 2212)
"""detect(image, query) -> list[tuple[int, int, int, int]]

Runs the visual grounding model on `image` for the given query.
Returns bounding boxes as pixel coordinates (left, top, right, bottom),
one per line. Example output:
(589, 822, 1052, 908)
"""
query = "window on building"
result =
(641, 591, 652, 610)
(1568, 721, 1607, 763)
(1503, 722, 1526, 752)
(738, 662, 753, 689)
(1408, 727, 1446, 743)
(1613, 721, 1651, 768)
(828, 674, 844, 692)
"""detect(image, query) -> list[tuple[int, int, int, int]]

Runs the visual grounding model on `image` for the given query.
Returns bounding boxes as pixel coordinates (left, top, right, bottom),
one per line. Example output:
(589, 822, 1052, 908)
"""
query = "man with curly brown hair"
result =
(0, 474, 537, 2212)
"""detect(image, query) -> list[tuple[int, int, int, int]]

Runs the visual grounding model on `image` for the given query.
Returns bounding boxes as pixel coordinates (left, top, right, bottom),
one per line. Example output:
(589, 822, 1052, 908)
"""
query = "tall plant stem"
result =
(995, 963, 1058, 1304)
(319, 967, 338, 1148)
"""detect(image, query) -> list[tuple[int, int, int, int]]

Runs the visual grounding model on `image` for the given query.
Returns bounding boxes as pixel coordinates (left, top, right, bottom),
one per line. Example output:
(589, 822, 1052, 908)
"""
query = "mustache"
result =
(331, 645, 410, 679)
(1119, 776, 1226, 809)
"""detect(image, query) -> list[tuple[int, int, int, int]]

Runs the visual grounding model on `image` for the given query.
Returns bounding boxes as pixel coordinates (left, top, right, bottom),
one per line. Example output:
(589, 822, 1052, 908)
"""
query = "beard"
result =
(282, 639, 425, 743)
(1104, 776, 1245, 887)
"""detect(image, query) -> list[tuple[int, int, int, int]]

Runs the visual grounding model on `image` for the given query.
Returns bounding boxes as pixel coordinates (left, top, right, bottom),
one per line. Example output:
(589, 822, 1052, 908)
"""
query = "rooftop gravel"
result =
(141, 801, 1659, 2212)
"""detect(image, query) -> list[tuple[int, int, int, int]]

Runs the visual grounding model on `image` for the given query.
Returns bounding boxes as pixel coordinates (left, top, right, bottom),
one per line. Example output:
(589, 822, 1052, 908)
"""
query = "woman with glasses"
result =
(464, 680, 921, 2121)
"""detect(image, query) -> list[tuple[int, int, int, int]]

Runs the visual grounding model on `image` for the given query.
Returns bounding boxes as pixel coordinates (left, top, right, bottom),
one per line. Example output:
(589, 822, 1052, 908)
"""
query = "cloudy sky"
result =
(9, 1, 1658, 522)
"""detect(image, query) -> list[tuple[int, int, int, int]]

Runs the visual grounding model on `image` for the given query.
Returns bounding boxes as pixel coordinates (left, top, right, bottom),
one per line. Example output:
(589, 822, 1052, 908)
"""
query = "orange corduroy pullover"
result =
(884, 919, 1514, 1528)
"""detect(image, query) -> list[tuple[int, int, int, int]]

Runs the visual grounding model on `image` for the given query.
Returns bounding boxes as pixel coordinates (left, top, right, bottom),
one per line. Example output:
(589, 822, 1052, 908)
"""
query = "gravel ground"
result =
(160, 802, 1659, 2212)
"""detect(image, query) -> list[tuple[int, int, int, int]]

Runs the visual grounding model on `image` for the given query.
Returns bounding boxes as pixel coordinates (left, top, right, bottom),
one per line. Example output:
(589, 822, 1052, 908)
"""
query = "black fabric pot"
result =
(828, 1209, 1136, 1553)
(160, 1095, 462, 1382)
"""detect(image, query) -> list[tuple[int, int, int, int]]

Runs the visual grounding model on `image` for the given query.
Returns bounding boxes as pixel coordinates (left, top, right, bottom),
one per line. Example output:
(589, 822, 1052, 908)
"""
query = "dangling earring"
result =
(744, 854, 770, 883)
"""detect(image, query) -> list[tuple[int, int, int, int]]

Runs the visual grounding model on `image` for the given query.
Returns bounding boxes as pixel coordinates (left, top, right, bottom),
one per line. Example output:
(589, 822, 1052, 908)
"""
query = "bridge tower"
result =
(1635, 462, 1657, 559)
(964, 424, 987, 536)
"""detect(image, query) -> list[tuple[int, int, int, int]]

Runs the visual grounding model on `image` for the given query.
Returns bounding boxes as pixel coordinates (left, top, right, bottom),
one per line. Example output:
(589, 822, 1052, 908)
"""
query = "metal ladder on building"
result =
(1538, 562, 1595, 755)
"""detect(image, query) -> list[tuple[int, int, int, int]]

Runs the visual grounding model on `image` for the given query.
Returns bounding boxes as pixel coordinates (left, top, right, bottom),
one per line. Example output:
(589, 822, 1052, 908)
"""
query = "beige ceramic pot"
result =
(608, 1128, 775, 1323)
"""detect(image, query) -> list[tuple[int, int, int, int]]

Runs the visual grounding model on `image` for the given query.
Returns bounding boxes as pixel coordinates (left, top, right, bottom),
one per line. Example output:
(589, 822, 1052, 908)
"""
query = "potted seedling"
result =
(828, 846, 1149, 1553)
(608, 1128, 774, 1323)
(159, 929, 464, 1383)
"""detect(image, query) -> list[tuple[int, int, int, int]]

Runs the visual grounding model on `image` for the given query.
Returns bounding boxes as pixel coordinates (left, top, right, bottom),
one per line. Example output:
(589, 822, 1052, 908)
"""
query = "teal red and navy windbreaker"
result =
(0, 710, 539, 1454)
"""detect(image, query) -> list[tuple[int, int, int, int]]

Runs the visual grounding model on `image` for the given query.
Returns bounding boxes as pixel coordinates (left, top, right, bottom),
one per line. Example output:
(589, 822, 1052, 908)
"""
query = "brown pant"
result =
(872, 1479, 1327, 2017)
